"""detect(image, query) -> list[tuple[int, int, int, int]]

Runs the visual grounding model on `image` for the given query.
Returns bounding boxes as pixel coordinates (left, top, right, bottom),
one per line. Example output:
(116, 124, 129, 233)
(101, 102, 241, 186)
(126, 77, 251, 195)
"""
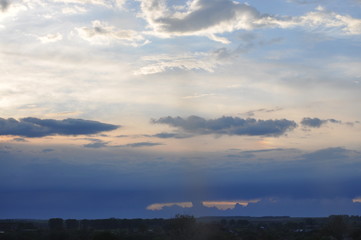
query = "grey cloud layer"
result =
(153, 116, 297, 137)
(0, 117, 119, 137)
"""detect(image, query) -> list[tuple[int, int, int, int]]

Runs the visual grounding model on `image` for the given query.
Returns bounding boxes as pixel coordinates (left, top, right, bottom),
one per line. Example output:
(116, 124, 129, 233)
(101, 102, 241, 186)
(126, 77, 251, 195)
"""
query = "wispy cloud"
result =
(286, 0, 323, 4)
(135, 51, 223, 75)
(53, 0, 124, 8)
(12, 137, 28, 142)
(38, 33, 63, 43)
(265, 6, 361, 36)
(146, 132, 192, 139)
(241, 107, 283, 117)
(77, 20, 149, 46)
(83, 139, 110, 148)
(117, 142, 163, 148)
(42, 148, 55, 153)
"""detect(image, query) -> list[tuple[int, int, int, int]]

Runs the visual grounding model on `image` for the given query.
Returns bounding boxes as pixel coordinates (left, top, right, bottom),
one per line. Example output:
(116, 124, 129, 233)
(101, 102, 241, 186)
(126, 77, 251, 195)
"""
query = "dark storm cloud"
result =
(0, 0, 10, 12)
(153, 116, 297, 137)
(0, 117, 119, 137)
(301, 117, 344, 128)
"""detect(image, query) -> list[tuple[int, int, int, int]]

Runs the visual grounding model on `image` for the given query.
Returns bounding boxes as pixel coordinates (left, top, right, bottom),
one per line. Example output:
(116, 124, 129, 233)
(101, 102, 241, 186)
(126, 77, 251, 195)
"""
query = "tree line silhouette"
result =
(1, 215, 361, 240)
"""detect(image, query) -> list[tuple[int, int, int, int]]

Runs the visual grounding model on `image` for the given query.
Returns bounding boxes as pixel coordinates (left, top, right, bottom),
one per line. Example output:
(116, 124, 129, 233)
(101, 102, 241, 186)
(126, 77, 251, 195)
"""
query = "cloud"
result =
(144, 198, 361, 217)
(77, 20, 149, 46)
(152, 115, 297, 137)
(137, 0, 262, 43)
(202, 199, 260, 210)
(135, 51, 223, 75)
(241, 148, 296, 154)
(83, 139, 110, 148)
(182, 93, 215, 99)
(0, 117, 119, 137)
(261, 6, 361, 36)
(38, 33, 63, 43)
(0, 0, 9, 12)
(137, 0, 361, 43)
(242, 107, 283, 117)
(0, 0, 27, 20)
(147, 202, 193, 210)
(301, 117, 327, 128)
(12, 137, 27, 142)
(286, 0, 322, 4)
(301, 147, 352, 161)
(301, 117, 343, 128)
(118, 142, 163, 148)
(42, 148, 55, 153)
(146, 132, 192, 139)
(62, 5, 87, 14)
(53, 0, 124, 8)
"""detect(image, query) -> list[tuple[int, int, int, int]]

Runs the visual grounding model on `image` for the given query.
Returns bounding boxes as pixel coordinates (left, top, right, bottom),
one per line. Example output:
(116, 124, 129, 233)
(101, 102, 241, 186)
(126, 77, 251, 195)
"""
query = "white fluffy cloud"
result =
(137, 0, 261, 43)
(137, 0, 361, 43)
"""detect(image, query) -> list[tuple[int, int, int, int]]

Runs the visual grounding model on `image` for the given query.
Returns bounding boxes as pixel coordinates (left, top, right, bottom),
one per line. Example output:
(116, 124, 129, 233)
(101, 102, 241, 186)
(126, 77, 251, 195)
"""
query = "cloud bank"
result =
(153, 116, 297, 137)
(0, 117, 119, 137)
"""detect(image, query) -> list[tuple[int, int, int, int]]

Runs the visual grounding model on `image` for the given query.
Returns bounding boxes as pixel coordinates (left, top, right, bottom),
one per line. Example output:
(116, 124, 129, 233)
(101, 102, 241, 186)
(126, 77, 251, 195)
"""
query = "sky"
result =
(1, 0, 361, 219)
